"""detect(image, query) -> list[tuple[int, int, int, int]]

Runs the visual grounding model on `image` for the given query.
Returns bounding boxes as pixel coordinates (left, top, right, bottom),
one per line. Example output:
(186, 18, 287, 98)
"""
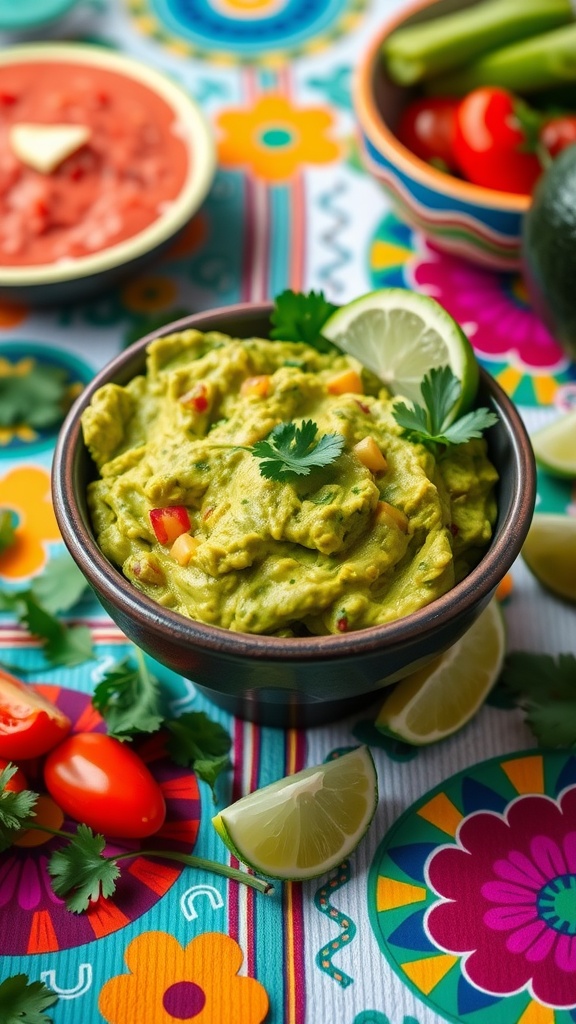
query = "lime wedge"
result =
(212, 746, 378, 880)
(531, 410, 576, 478)
(522, 513, 576, 602)
(375, 599, 506, 745)
(321, 288, 478, 415)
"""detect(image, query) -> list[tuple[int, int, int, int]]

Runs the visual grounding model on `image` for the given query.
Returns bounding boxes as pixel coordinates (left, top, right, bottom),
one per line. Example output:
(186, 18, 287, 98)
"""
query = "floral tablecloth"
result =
(1, 2, 576, 1023)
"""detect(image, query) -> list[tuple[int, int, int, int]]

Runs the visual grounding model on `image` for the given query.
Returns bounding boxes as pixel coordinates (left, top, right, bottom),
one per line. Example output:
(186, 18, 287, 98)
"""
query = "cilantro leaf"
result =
(497, 651, 576, 747)
(0, 974, 57, 1024)
(0, 509, 16, 555)
(0, 765, 38, 852)
(92, 648, 164, 739)
(269, 289, 339, 352)
(393, 366, 498, 449)
(0, 585, 94, 668)
(31, 552, 89, 615)
(0, 362, 69, 429)
(47, 824, 121, 913)
(165, 711, 232, 800)
(251, 420, 345, 480)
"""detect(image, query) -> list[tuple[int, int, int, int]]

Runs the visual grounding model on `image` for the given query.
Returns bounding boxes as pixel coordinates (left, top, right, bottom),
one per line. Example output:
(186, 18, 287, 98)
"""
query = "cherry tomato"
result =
(43, 732, 166, 838)
(540, 116, 576, 159)
(0, 756, 28, 793)
(396, 96, 460, 172)
(0, 669, 71, 760)
(453, 87, 542, 195)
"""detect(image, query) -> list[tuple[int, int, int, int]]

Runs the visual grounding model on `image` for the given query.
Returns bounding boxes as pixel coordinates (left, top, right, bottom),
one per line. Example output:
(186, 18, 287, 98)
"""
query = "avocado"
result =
(521, 144, 576, 361)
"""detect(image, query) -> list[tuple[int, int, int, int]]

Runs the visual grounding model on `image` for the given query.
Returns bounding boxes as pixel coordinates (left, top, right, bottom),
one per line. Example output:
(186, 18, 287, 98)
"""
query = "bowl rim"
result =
(52, 301, 536, 665)
(0, 42, 216, 287)
(353, 0, 530, 212)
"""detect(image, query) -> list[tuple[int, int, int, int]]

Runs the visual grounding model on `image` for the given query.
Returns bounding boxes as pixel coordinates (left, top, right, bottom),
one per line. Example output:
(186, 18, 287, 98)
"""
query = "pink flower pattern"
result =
(425, 786, 576, 1008)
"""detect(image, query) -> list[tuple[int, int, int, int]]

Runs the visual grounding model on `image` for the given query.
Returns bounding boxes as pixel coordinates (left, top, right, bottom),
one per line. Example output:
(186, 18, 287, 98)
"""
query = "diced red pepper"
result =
(149, 506, 191, 545)
(180, 382, 210, 413)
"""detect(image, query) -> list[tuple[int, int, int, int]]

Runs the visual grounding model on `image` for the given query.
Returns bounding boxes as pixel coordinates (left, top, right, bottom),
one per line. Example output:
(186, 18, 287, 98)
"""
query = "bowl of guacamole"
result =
(52, 302, 535, 727)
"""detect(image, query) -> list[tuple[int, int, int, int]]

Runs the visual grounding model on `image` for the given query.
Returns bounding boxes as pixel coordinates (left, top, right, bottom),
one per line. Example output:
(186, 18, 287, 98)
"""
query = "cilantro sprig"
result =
(251, 420, 345, 480)
(0, 554, 93, 668)
(0, 361, 70, 430)
(270, 289, 339, 352)
(0, 764, 272, 910)
(0, 973, 57, 1024)
(392, 366, 498, 449)
(497, 651, 576, 747)
(92, 646, 232, 799)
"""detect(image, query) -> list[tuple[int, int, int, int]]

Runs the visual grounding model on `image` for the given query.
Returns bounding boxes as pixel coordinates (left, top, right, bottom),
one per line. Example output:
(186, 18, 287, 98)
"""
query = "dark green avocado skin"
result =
(522, 145, 576, 362)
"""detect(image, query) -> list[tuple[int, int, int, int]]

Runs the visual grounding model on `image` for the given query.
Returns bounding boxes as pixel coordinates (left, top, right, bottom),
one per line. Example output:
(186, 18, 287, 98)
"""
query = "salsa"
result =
(0, 61, 189, 266)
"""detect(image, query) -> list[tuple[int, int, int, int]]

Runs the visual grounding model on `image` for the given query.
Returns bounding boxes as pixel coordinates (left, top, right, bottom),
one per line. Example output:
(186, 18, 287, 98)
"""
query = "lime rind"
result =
(212, 746, 378, 881)
(375, 600, 506, 745)
(321, 287, 478, 418)
(521, 513, 576, 603)
(531, 410, 576, 479)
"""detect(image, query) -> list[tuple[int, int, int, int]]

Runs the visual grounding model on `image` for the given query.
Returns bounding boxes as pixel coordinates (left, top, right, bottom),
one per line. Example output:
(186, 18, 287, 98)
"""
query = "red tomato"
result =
(0, 670, 71, 760)
(453, 87, 542, 195)
(540, 116, 576, 159)
(149, 505, 191, 545)
(0, 756, 28, 793)
(43, 732, 166, 838)
(397, 96, 460, 172)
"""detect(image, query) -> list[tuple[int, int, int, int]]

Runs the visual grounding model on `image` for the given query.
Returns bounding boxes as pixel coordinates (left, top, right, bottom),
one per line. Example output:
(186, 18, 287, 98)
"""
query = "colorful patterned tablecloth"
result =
(1, 2, 576, 1023)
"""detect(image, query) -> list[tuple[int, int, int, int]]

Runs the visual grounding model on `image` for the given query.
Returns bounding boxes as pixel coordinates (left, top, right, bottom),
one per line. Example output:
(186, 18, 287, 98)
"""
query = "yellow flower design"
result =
(0, 467, 61, 580)
(99, 931, 269, 1024)
(217, 94, 341, 181)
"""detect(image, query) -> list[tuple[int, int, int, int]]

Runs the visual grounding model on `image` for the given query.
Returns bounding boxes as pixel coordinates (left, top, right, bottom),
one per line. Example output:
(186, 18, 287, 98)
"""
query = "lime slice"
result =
(321, 288, 478, 414)
(522, 513, 576, 603)
(375, 599, 506, 745)
(212, 746, 378, 880)
(531, 410, 576, 478)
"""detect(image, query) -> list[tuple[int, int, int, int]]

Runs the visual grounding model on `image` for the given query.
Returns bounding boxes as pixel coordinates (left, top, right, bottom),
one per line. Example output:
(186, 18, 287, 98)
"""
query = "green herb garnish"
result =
(251, 420, 345, 480)
(92, 648, 232, 799)
(0, 361, 69, 430)
(392, 366, 498, 449)
(0, 973, 57, 1024)
(269, 288, 339, 352)
(0, 765, 272, 910)
(497, 651, 576, 747)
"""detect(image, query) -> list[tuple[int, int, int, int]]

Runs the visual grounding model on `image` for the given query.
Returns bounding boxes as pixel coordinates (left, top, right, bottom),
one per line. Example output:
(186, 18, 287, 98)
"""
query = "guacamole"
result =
(82, 330, 498, 636)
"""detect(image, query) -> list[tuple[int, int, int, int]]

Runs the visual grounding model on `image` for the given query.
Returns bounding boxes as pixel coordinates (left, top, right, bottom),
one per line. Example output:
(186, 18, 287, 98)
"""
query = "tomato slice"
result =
(0, 669, 71, 760)
(44, 732, 166, 838)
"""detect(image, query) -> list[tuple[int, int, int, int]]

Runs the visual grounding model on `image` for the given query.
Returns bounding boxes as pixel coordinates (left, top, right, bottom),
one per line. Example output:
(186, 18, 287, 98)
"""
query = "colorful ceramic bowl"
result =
(354, 0, 529, 270)
(52, 303, 536, 729)
(0, 43, 215, 305)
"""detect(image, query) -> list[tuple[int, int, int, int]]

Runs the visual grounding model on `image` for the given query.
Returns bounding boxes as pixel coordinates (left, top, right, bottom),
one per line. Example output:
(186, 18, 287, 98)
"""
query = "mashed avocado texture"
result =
(82, 330, 498, 636)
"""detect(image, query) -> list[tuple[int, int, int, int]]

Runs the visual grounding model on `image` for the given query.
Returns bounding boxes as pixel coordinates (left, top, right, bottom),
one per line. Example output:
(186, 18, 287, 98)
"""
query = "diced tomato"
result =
(149, 505, 191, 545)
(180, 382, 210, 413)
(0, 669, 71, 760)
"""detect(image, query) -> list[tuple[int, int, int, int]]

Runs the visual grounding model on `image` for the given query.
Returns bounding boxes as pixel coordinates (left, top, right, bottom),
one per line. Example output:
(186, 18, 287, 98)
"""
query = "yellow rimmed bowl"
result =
(0, 43, 216, 305)
(354, 0, 531, 271)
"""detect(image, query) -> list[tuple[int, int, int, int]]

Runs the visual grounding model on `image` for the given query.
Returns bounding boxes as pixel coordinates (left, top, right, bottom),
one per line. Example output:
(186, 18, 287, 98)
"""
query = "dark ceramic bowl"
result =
(0, 44, 215, 305)
(52, 303, 536, 728)
(354, 0, 531, 270)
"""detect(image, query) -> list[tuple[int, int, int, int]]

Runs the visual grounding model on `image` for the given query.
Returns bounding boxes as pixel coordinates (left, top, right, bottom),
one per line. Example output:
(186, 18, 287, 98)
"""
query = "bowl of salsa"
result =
(0, 43, 216, 304)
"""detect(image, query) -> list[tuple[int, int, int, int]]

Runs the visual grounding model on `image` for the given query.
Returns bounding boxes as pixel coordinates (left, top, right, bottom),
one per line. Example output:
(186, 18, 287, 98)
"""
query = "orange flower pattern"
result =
(216, 93, 341, 181)
(0, 466, 61, 579)
(98, 930, 269, 1024)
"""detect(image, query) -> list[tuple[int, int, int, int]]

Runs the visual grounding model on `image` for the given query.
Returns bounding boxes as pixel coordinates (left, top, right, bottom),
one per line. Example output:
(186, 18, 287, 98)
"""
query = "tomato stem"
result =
(111, 848, 274, 895)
